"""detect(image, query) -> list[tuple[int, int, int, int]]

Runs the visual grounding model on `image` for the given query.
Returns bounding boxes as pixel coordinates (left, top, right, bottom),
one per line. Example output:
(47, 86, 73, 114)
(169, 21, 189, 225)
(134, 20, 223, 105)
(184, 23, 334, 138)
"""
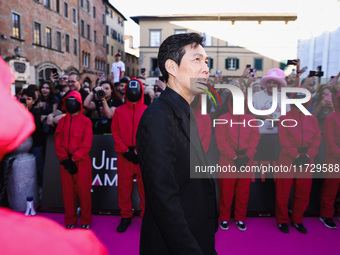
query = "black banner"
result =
(40, 135, 141, 214)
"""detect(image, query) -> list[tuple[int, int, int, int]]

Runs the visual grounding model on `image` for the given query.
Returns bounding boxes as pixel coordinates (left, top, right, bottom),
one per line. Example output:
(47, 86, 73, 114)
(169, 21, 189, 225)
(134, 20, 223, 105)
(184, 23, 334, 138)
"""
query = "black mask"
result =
(65, 97, 81, 114)
(126, 80, 142, 103)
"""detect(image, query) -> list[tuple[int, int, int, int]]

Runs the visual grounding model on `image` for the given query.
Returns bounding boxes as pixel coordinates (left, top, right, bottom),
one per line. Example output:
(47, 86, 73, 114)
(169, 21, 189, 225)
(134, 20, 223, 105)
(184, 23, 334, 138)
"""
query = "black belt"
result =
(234, 149, 247, 156)
(298, 147, 309, 153)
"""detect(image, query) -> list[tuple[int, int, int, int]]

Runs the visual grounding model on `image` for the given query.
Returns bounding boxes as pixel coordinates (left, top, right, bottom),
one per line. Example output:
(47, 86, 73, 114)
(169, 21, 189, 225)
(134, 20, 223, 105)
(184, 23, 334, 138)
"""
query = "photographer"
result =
(84, 80, 122, 134)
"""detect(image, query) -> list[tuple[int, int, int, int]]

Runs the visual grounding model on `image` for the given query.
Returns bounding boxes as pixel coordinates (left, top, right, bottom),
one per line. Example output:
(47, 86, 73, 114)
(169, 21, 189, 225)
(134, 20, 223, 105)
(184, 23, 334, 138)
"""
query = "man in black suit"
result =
(136, 33, 218, 255)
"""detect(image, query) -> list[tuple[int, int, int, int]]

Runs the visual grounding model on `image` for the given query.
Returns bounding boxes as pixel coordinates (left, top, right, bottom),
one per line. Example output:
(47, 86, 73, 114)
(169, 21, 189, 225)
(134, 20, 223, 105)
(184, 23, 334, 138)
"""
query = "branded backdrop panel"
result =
(41, 135, 141, 213)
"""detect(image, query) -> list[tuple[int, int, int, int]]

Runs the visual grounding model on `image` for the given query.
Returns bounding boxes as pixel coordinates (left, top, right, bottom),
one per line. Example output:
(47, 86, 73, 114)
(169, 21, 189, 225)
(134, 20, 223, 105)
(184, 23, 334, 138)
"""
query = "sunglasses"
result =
(59, 77, 68, 81)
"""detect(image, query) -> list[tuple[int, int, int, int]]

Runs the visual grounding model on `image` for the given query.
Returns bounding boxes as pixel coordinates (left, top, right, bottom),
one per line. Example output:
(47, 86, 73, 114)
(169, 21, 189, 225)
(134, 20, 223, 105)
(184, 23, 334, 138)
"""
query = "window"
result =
(46, 27, 52, 48)
(103, 36, 106, 47)
(209, 58, 214, 69)
(56, 31, 62, 51)
(254, 58, 263, 71)
(202, 32, 212, 47)
(94, 30, 97, 43)
(106, 26, 109, 36)
(34, 22, 41, 45)
(150, 30, 161, 47)
(80, 0, 83, 8)
(117, 33, 120, 42)
(87, 24, 90, 40)
(102, 14, 105, 25)
(82, 52, 89, 67)
(44, 0, 50, 8)
(56, 0, 60, 13)
(175, 29, 186, 34)
(65, 34, 70, 52)
(118, 17, 120, 24)
(72, 8, 77, 24)
(110, 10, 112, 18)
(111, 46, 113, 56)
(93, 7, 96, 18)
(64, 2, 68, 18)
(106, 44, 109, 54)
(73, 38, 77, 55)
(12, 13, 21, 39)
(81, 20, 85, 37)
(225, 58, 239, 70)
(86, 0, 90, 13)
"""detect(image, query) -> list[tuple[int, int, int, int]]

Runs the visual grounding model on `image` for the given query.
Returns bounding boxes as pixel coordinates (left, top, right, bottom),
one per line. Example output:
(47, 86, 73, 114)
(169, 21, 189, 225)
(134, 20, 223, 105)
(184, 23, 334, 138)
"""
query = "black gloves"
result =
(234, 155, 250, 169)
(60, 157, 78, 175)
(123, 147, 139, 164)
(293, 154, 311, 167)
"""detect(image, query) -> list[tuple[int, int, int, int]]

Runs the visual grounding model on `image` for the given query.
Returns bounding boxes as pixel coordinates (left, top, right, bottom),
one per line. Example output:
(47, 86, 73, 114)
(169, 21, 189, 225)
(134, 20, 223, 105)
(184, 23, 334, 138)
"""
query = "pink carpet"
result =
(38, 212, 339, 255)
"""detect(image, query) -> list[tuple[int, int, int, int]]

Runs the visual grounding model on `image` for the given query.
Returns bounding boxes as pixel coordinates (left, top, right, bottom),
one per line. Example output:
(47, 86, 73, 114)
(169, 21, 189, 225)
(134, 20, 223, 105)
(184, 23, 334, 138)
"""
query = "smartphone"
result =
(309, 71, 316, 77)
(246, 64, 251, 68)
(99, 73, 105, 79)
(287, 59, 296, 65)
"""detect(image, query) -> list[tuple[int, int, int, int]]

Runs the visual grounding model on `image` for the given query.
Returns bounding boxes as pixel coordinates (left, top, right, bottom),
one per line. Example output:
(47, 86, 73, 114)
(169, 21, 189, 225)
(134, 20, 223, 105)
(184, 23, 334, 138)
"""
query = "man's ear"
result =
(165, 59, 177, 78)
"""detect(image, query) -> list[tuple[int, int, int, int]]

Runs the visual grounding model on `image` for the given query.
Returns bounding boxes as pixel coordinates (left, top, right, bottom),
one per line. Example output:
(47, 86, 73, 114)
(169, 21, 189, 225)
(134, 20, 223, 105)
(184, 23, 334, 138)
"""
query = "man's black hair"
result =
(21, 88, 36, 100)
(158, 33, 204, 83)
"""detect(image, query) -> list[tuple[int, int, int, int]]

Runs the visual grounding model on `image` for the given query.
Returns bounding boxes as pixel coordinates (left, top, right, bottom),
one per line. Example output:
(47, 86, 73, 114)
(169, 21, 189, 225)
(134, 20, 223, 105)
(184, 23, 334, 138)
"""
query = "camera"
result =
(19, 97, 26, 104)
(287, 59, 297, 65)
(96, 89, 105, 99)
(309, 70, 324, 77)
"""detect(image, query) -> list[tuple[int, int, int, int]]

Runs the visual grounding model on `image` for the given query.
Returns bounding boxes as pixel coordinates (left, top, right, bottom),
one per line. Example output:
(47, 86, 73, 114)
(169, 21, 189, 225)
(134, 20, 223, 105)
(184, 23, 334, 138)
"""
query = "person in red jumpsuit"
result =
(192, 95, 211, 153)
(54, 90, 93, 229)
(276, 89, 321, 234)
(111, 78, 147, 233)
(215, 95, 260, 231)
(319, 90, 340, 229)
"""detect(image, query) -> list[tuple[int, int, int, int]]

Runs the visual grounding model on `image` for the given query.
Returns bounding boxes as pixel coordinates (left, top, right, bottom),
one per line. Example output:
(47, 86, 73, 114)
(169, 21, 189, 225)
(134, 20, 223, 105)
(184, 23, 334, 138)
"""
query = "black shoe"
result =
(291, 222, 307, 234)
(220, 221, 229, 231)
(81, 224, 90, 229)
(320, 217, 337, 229)
(278, 223, 289, 233)
(65, 224, 76, 229)
(236, 221, 247, 231)
(117, 217, 132, 233)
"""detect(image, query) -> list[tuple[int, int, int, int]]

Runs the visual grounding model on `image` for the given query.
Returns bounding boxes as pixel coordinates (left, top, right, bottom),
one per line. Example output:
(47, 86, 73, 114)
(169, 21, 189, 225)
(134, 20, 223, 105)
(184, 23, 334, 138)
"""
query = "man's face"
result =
(266, 79, 280, 94)
(172, 44, 209, 95)
(117, 82, 126, 95)
(22, 95, 35, 109)
(59, 75, 68, 86)
(68, 74, 81, 91)
(303, 77, 316, 94)
(115, 55, 121, 62)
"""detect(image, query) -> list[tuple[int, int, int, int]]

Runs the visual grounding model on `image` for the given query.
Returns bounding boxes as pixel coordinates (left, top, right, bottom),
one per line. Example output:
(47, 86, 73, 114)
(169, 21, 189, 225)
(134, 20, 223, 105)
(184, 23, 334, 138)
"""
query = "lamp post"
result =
(14, 46, 21, 57)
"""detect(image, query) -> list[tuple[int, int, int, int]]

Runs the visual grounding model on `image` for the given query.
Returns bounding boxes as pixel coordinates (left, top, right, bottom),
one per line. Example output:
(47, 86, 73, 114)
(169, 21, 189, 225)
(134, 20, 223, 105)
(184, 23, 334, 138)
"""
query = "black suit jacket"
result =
(136, 87, 218, 255)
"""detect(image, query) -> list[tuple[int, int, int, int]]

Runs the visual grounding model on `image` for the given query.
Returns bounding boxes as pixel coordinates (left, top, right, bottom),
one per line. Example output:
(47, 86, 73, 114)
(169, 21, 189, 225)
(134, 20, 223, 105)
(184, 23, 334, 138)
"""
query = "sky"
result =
(111, 0, 340, 48)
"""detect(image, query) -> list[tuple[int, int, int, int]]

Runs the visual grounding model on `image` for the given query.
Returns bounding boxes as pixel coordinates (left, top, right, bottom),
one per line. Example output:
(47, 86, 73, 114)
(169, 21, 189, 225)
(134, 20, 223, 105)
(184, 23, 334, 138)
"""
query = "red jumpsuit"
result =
(276, 106, 321, 224)
(111, 80, 147, 218)
(320, 91, 340, 218)
(215, 99, 260, 222)
(54, 90, 93, 225)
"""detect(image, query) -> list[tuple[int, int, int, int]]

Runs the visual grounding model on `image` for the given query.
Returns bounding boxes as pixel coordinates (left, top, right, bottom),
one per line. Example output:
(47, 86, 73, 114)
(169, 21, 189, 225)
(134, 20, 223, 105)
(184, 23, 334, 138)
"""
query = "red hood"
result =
(0, 58, 35, 160)
(290, 86, 312, 111)
(228, 90, 248, 115)
(125, 77, 145, 108)
(62, 90, 84, 114)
